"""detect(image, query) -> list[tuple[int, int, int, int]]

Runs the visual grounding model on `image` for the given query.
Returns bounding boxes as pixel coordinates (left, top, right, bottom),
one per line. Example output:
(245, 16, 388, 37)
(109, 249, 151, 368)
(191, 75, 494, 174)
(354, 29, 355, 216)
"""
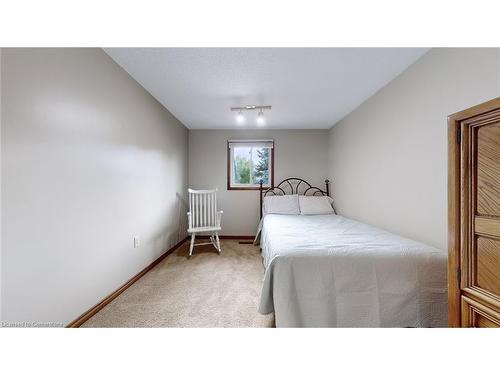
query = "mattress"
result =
(258, 214, 448, 327)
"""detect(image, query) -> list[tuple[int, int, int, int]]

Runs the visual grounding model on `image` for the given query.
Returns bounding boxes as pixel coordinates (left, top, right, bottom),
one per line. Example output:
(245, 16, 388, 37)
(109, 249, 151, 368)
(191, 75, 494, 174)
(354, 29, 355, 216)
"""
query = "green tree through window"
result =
(253, 148, 269, 184)
(234, 155, 251, 183)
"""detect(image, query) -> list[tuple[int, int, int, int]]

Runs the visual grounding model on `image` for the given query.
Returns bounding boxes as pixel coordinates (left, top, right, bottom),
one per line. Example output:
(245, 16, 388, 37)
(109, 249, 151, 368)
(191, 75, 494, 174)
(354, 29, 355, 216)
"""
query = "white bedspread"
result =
(258, 214, 448, 327)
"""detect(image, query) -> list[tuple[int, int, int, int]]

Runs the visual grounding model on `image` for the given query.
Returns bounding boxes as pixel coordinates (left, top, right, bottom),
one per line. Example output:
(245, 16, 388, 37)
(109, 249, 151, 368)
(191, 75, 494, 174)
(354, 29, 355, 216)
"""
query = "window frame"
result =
(226, 140, 274, 191)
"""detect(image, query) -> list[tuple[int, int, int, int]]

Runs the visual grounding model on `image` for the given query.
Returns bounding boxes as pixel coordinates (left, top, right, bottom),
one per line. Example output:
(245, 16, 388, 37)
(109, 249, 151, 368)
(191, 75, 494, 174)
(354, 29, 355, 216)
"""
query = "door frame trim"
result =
(447, 97, 500, 327)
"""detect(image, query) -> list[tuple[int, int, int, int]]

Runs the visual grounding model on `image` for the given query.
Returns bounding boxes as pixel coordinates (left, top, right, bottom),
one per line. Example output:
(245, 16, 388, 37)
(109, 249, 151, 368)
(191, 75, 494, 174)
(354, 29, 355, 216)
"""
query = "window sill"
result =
(227, 186, 272, 191)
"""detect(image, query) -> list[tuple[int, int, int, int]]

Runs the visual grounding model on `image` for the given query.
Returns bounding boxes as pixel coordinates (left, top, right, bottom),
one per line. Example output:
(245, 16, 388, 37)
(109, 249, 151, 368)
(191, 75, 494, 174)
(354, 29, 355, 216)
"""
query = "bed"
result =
(256, 178, 448, 327)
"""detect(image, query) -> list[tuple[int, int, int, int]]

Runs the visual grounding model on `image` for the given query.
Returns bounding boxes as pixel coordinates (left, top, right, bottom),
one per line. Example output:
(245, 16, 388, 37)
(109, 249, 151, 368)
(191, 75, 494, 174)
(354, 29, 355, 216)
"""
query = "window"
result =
(227, 140, 274, 190)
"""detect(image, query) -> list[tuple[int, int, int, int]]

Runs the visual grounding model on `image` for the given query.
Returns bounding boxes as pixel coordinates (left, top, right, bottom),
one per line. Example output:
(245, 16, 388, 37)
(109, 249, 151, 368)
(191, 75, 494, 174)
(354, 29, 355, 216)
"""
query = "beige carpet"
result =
(82, 239, 275, 328)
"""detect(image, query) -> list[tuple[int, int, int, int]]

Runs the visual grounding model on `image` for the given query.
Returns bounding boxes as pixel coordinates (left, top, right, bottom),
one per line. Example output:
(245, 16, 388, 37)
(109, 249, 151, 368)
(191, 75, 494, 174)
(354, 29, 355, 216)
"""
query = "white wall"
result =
(189, 129, 329, 235)
(1, 48, 189, 326)
(328, 48, 500, 250)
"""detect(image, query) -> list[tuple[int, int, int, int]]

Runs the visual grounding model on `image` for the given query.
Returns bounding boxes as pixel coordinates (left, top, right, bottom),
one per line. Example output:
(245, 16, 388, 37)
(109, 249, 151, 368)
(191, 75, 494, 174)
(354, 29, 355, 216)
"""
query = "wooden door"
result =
(448, 97, 500, 327)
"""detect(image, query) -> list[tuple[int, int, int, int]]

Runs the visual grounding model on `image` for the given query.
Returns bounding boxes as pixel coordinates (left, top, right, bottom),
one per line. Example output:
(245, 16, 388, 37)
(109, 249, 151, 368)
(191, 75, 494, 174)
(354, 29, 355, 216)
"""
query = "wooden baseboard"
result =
(66, 237, 188, 328)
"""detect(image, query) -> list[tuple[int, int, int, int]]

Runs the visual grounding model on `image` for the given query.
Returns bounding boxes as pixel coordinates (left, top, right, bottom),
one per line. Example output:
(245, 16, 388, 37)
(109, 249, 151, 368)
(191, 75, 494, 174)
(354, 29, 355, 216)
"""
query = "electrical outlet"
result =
(133, 236, 140, 248)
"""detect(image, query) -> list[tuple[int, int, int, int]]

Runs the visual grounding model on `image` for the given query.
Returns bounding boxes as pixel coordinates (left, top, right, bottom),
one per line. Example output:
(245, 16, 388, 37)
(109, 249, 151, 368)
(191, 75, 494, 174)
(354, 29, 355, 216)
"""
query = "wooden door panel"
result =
(476, 314, 500, 328)
(462, 296, 500, 328)
(477, 122, 500, 216)
(476, 237, 500, 296)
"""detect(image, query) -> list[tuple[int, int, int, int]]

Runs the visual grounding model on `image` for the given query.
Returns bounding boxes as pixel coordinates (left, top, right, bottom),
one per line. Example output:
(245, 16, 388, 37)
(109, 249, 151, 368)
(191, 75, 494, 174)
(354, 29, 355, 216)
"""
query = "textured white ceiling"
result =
(104, 48, 428, 129)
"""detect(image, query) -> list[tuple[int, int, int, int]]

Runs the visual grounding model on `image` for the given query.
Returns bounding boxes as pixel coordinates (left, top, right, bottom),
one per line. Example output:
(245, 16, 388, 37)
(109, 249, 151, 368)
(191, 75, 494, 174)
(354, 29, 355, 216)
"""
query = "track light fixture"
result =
(230, 105, 271, 126)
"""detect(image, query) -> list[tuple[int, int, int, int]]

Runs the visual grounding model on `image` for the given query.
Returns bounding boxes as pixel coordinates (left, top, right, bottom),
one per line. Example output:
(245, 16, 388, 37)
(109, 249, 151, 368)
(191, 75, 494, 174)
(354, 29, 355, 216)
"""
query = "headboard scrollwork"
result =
(259, 177, 331, 218)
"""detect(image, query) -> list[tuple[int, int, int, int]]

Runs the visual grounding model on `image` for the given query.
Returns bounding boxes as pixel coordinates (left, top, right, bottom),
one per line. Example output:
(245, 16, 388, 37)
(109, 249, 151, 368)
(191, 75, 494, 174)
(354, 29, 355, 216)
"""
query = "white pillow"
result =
(299, 195, 335, 215)
(263, 194, 300, 215)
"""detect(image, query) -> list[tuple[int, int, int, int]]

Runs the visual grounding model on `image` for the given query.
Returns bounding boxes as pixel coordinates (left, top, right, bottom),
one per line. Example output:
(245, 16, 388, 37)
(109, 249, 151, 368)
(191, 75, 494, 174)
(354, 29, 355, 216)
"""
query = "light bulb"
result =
(236, 111, 245, 125)
(257, 110, 265, 126)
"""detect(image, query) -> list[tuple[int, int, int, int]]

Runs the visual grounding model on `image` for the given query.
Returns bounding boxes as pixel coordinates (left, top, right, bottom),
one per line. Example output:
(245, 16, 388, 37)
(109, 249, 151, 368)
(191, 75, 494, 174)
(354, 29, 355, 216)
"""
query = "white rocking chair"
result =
(187, 188, 223, 257)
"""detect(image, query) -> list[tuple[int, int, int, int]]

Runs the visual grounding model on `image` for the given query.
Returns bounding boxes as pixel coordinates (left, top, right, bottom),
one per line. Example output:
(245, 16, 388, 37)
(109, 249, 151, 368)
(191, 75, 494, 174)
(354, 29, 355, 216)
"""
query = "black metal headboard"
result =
(259, 177, 330, 218)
